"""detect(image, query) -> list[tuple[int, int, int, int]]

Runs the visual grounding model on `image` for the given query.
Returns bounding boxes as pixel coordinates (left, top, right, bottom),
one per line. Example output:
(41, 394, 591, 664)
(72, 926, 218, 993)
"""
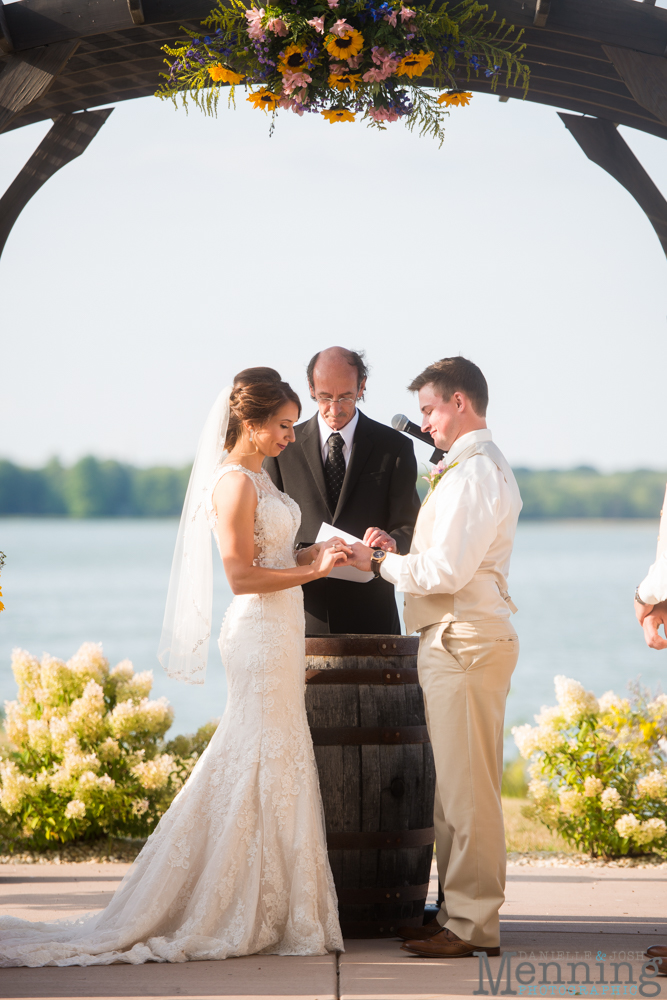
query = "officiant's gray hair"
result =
(306, 347, 369, 398)
(408, 356, 488, 417)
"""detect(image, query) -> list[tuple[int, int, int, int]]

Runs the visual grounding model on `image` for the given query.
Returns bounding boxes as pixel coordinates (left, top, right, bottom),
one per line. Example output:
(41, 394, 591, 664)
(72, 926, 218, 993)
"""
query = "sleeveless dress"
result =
(0, 465, 343, 966)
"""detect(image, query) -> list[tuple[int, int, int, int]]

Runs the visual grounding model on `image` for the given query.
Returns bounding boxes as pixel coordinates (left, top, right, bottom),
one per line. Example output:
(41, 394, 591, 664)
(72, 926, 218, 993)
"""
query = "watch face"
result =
(373, 549, 385, 559)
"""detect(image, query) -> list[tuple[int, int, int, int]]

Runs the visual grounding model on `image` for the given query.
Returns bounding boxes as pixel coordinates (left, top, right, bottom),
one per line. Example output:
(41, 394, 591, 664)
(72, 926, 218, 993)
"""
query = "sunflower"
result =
(437, 90, 472, 106)
(209, 64, 245, 84)
(325, 28, 364, 61)
(328, 72, 361, 92)
(395, 50, 434, 78)
(246, 89, 281, 111)
(321, 107, 355, 123)
(278, 43, 308, 74)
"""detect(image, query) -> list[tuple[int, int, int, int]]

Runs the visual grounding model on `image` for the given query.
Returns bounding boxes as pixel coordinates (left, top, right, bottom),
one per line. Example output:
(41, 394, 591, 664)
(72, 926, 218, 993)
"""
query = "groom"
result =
(264, 346, 420, 634)
(349, 356, 522, 957)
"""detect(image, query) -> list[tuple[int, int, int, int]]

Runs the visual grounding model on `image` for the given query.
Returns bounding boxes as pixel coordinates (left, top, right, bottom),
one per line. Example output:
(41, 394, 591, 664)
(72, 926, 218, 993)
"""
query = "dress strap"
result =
(213, 464, 265, 500)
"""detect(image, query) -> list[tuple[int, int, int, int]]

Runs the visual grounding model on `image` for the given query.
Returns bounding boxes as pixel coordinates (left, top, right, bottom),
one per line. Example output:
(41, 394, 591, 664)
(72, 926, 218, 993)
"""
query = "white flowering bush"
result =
(0, 644, 217, 848)
(513, 676, 667, 858)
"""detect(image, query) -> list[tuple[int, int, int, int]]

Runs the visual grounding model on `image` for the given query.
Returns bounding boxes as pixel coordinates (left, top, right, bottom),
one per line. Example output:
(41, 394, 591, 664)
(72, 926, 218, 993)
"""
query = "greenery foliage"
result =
(514, 467, 667, 519)
(513, 677, 667, 858)
(157, 0, 528, 144)
(1, 459, 665, 519)
(0, 643, 217, 849)
(0, 458, 190, 517)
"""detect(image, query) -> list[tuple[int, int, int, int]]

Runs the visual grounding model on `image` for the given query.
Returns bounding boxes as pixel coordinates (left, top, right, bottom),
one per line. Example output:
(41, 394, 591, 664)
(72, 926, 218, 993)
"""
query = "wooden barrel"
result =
(305, 634, 436, 938)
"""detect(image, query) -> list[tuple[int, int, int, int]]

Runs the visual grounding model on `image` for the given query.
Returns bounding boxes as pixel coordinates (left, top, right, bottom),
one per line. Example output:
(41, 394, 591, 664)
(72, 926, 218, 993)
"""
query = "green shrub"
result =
(0, 643, 217, 848)
(513, 677, 667, 858)
(501, 757, 528, 798)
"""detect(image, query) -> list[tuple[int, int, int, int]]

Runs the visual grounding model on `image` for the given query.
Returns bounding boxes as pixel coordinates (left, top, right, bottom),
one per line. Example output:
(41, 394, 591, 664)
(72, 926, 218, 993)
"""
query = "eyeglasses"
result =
(315, 394, 357, 405)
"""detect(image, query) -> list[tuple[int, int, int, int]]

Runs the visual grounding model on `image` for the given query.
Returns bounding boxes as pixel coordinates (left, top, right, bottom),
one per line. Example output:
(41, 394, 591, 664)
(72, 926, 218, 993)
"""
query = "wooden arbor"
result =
(0, 0, 666, 258)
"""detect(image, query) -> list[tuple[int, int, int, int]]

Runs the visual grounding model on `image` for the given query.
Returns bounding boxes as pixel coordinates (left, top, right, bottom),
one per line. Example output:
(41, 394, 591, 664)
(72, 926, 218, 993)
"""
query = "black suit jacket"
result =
(264, 410, 420, 635)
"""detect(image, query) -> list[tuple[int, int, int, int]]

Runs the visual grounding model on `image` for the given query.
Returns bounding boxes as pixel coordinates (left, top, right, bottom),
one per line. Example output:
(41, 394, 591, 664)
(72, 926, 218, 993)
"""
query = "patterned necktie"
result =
(324, 432, 346, 511)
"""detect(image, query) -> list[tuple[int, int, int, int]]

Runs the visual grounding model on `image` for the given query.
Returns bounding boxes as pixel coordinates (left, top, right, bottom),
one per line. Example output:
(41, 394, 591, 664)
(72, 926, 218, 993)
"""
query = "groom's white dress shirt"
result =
(318, 409, 359, 468)
(638, 554, 667, 605)
(380, 429, 522, 624)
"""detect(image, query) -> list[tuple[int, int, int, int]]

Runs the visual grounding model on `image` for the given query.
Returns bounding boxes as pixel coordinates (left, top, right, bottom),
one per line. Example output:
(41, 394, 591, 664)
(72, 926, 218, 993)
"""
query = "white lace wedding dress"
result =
(0, 465, 343, 967)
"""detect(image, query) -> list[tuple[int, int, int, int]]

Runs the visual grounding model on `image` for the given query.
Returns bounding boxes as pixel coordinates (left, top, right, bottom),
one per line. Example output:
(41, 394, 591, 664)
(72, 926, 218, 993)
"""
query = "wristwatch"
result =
(370, 548, 387, 578)
(635, 587, 647, 606)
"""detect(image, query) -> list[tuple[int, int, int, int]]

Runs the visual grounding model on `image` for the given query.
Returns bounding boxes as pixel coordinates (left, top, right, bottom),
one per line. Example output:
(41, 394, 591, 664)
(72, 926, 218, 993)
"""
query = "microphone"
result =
(392, 414, 445, 464)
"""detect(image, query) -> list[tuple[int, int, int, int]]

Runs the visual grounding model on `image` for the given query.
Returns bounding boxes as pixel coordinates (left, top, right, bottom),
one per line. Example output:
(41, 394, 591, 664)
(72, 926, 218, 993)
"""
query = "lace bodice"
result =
(206, 465, 301, 570)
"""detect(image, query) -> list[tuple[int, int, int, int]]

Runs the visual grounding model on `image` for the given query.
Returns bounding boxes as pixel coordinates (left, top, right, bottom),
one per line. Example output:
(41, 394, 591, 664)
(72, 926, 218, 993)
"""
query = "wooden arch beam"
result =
(559, 113, 667, 258)
(0, 107, 113, 260)
(0, 38, 79, 132)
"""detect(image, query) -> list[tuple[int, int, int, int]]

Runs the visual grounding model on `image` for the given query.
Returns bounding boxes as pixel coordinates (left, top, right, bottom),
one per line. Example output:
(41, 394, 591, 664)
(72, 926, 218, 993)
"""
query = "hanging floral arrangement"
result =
(157, 0, 529, 144)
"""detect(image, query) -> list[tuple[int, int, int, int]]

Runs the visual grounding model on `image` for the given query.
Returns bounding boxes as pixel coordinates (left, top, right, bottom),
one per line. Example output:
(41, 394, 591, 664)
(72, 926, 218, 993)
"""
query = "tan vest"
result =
(403, 439, 519, 634)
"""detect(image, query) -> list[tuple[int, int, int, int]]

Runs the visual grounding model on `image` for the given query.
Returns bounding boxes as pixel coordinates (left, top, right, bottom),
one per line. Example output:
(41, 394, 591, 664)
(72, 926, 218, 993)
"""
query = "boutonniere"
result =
(421, 461, 458, 502)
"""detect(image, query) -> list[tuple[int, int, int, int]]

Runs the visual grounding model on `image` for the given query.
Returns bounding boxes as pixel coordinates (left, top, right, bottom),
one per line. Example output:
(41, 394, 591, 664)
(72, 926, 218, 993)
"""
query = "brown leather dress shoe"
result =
(396, 918, 442, 941)
(401, 926, 500, 958)
(646, 946, 667, 958)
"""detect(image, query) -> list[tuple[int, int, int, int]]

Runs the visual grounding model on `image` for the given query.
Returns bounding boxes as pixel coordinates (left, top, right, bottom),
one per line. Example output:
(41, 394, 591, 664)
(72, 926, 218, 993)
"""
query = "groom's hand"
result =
(363, 527, 398, 553)
(349, 541, 373, 572)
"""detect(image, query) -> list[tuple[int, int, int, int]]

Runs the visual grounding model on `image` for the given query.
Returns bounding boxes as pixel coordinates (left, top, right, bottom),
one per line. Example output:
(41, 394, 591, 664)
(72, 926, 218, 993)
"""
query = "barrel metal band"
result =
(311, 725, 429, 746)
(306, 668, 420, 686)
(336, 882, 430, 905)
(327, 827, 435, 850)
(305, 634, 419, 657)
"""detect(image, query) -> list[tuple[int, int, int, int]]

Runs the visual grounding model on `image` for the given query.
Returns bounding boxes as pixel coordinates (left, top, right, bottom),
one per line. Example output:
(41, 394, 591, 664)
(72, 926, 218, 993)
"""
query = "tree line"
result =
(0, 458, 665, 519)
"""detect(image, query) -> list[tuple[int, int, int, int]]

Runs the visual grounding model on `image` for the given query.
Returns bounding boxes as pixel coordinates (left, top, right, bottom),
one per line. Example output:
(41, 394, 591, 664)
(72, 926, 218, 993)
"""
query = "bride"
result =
(0, 367, 350, 966)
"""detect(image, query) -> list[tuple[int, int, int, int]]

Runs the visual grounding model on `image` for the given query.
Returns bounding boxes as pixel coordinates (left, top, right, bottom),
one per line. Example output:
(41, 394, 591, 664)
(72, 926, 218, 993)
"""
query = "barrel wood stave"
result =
(305, 634, 436, 938)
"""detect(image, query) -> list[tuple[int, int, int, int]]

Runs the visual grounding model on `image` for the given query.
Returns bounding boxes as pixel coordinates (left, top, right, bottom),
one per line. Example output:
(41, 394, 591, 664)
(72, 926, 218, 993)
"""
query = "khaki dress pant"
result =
(417, 617, 519, 948)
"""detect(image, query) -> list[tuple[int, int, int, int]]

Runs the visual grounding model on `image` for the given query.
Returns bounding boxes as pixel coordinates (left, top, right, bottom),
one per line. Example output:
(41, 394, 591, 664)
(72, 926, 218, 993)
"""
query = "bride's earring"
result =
(249, 431, 253, 443)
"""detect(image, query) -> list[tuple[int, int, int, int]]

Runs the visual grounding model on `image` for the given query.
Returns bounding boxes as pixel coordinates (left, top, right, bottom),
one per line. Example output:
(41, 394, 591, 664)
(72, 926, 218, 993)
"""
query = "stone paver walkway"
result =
(0, 862, 664, 1000)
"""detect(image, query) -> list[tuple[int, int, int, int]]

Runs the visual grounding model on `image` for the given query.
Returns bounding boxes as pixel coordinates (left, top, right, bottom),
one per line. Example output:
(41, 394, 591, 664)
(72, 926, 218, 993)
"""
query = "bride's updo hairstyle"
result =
(225, 367, 301, 451)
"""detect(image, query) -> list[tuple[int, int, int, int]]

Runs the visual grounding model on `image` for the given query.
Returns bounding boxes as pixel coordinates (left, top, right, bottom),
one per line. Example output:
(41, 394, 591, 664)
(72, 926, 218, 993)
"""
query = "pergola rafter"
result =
(0, 0, 666, 257)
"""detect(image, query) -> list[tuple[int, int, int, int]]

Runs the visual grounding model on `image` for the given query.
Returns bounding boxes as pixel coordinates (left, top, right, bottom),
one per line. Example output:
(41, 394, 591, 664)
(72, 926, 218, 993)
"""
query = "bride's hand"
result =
(312, 538, 352, 578)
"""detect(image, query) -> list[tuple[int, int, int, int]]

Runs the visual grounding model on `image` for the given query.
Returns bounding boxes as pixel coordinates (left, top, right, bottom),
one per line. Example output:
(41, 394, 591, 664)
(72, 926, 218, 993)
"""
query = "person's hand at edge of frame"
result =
(642, 601, 667, 651)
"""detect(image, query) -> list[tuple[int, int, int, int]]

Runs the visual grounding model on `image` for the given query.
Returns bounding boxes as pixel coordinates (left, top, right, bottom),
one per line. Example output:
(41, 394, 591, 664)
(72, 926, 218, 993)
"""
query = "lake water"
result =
(0, 519, 664, 753)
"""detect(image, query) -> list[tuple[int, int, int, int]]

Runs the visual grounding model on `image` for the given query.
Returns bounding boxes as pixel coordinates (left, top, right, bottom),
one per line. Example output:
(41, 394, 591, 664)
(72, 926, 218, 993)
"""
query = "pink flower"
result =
(346, 53, 362, 68)
(307, 14, 326, 32)
(362, 67, 388, 82)
(267, 16, 288, 35)
(399, 6, 416, 20)
(363, 46, 399, 81)
(326, 0, 339, 8)
(329, 61, 347, 75)
(282, 70, 312, 93)
(245, 7, 266, 40)
(279, 96, 305, 115)
(368, 106, 399, 122)
(330, 18, 352, 37)
(383, 11, 397, 26)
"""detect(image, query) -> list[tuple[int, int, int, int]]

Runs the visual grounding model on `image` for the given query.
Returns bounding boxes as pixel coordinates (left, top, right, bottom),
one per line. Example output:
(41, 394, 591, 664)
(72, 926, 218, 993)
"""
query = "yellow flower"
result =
(321, 108, 355, 123)
(396, 50, 434, 78)
(0, 584, 4, 613)
(437, 90, 472, 107)
(246, 89, 281, 111)
(328, 72, 361, 92)
(278, 43, 308, 74)
(209, 64, 245, 84)
(325, 28, 364, 61)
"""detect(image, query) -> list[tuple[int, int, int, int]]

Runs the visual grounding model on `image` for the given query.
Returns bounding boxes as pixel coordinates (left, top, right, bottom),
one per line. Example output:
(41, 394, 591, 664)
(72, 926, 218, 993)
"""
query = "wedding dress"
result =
(0, 465, 343, 967)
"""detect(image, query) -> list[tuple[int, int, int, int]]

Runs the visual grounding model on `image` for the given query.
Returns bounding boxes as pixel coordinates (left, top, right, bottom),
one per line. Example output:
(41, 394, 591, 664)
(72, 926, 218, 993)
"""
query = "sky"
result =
(1, 54, 666, 472)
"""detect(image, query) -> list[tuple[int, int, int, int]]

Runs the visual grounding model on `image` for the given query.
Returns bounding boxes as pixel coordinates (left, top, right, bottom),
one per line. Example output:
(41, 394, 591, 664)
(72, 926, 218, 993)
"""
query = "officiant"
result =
(264, 347, 420, 634)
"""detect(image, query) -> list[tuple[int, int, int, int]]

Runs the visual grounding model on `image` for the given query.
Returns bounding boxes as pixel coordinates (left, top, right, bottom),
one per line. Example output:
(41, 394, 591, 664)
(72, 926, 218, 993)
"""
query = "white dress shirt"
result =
(318, 409, 359, 468)
(638, 553, 667, 605)
(380, 429, 522, 621)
